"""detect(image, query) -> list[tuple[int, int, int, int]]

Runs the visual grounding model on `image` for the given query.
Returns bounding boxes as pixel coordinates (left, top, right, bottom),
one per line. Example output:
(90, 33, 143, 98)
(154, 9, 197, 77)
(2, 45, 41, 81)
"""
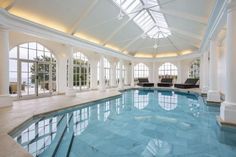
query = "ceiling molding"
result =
(200, 0, 228, 53)
(0, 0, 16, 10)
(133, 51, 201, 62)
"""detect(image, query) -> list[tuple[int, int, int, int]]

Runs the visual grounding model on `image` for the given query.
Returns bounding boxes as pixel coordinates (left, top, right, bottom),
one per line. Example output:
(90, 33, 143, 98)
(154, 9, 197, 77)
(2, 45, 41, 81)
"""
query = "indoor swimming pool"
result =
(10, 89, 236, 157)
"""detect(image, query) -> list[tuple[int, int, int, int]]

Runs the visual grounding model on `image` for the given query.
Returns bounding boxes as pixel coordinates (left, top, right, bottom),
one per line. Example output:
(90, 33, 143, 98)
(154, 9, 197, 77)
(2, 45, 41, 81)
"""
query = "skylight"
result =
(113, 0, 171, 38)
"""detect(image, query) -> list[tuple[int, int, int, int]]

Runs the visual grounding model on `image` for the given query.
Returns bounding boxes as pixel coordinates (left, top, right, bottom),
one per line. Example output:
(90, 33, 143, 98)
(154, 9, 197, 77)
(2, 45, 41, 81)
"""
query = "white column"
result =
(124, 63, 128, 85)
(207, 40, 221, 102)
(90, 59, 98, 90)
(200, 54, 204, 90)
(66, 47, 76, 96)
(99, 56, 105, 91)
(0, 28, 12, 107)
(131, 62, 135, 87)
(152, 62, 157, 87)
(148, 63, 153, 83)
(57, 56, 67, 94)
(110, 62, 116, 87)
(220, 1, 236, 124)
(68, 48, 73, 88)
(201, 52, 209, 93)
(118, 60, 124, 89)
(176, 62, 181, 84)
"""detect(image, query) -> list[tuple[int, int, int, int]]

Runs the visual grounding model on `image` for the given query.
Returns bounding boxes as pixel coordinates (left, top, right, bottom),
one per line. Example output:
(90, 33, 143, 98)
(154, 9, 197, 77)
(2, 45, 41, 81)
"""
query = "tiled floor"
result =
(0, 87, 201, 157)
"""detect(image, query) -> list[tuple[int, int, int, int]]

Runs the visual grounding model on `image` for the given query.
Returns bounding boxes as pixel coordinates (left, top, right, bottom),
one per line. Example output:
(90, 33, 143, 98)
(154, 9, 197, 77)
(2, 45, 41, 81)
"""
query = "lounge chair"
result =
(157, 78, 173, 87)
(174, 78, 199, 89)
(137, 78, 154, 87)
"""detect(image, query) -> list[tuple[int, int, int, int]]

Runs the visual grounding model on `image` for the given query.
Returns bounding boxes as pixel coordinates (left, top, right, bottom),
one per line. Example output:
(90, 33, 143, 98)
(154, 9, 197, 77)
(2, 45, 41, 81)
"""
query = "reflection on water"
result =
(133, 90, 149, 110)
(14, 117, 58, 156)
(11, 90, 236, 157)
(187, 95, 201, 117)
(73, 108, 89, 136)
(142, 139, 172, 157)
(158, 91, 177, 111)
(13, 96, 127, 156)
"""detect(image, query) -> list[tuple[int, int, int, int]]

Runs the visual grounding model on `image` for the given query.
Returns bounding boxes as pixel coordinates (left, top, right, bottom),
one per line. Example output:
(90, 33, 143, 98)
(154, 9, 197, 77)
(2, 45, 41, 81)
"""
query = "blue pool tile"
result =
(11, 90, 236, 157)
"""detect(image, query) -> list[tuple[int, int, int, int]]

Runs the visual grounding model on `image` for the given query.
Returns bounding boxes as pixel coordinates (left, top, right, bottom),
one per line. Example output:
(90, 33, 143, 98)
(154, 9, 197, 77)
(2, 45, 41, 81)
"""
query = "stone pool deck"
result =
(0, 87, 201, 157)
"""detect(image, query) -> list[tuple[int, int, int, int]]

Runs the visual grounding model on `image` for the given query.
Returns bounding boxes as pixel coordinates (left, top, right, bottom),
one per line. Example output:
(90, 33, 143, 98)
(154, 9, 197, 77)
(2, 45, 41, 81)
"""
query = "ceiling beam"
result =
(121, 25, 155, 52)
(153, 24, 202, 40)
(150, 8, 208, 25)
(169, 26, 202, 40)
(102, 10, 142, 46)
(171, 33, 200, 48)
(68, 0, 99, 35)
(0, 0, 16, 10)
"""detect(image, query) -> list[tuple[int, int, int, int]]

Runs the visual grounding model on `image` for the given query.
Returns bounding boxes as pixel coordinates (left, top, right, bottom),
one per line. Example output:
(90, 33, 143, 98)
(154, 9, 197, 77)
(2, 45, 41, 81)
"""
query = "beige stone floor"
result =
(0, 87, 201, 157)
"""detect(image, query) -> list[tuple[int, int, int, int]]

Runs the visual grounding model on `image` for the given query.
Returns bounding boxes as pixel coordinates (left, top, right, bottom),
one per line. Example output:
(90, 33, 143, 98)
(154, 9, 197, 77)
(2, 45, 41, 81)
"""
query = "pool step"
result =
(39, 114, 73, 157)
(54, 115, 75, 157)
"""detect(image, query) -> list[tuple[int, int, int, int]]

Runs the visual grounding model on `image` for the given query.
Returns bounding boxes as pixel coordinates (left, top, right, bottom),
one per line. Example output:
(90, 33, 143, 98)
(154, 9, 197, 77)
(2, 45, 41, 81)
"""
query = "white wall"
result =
(8, 31, 202, 94)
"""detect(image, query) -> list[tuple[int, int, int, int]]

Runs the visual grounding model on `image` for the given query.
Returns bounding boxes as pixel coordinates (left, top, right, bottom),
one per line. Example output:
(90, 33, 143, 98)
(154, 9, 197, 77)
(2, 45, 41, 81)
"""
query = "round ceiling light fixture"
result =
(153, 43, 158, 49)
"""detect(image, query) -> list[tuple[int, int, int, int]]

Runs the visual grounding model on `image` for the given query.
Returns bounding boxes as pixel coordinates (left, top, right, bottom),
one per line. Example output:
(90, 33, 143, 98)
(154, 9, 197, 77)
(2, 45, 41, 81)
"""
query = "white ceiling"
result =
(1, 0, 216, 57)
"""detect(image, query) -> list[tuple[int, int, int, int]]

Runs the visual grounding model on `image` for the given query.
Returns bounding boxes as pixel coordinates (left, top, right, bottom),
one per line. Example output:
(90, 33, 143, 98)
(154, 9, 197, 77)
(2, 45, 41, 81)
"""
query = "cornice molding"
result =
(200, 0, 228, 54)
(0, 9, 199, 62)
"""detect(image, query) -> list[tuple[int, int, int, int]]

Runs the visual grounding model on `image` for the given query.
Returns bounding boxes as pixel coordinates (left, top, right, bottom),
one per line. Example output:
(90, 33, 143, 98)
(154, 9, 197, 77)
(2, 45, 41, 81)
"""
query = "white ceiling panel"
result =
(5, 0, 216, 57)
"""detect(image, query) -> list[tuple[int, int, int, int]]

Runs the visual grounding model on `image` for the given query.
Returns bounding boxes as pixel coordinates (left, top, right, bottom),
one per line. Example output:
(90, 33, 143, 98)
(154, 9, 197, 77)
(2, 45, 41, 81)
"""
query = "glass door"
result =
(37, 62, 51, 95)
(19, 60, 53, 98)
(20, 60, 37, 98)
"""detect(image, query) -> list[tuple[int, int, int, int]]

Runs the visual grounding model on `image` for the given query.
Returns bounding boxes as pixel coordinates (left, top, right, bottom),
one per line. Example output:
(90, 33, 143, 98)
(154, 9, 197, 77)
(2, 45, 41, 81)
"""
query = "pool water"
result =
(11, 90, 236, 157)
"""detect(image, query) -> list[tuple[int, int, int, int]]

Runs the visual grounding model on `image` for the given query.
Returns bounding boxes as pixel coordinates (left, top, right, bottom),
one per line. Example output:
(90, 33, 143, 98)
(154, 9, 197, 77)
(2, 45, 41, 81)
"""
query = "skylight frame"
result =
(113, 0, 171, 39)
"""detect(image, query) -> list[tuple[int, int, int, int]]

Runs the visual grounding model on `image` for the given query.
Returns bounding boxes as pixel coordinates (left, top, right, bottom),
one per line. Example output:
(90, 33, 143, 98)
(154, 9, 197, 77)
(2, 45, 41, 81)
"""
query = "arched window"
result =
(97, 58, 111, 87)
(73, 52, 90, 90)
(134, 63, 149, 79)
(189, 59, 200, 79)
(116, 62, 125, 85)
(9, 42, 56, 98)
(158, 63, 178, 79)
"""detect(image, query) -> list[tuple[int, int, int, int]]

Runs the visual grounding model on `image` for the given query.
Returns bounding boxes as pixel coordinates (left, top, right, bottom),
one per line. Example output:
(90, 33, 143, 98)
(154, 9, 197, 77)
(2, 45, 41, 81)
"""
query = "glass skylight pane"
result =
(112, 0, 171, 38)
(135, 13, 148, 24)
(122, 0, 133, 10)
(142, 19, 154, 29)
(133, 10, 145, 21)
(138, 16, 151, 26)
(126, 0, 140, 13)
(148, 0, 158, 5)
